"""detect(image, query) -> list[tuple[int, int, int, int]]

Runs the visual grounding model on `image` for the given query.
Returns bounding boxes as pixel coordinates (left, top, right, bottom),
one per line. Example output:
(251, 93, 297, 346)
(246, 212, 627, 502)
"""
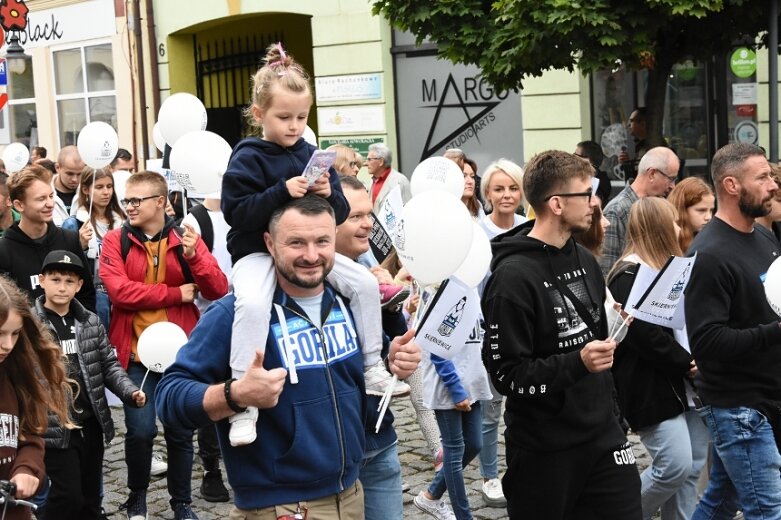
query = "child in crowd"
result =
(221, 43, 399, 446)
(34, 250, 145, 520)
(0, 276, 72, 520)
(414, 286, 492, 520)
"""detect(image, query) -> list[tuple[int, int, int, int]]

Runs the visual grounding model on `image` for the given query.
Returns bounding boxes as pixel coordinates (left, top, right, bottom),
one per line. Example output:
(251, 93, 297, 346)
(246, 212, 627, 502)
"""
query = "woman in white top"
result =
(62, 167, 126, 330)
(476, 158, 526, 507)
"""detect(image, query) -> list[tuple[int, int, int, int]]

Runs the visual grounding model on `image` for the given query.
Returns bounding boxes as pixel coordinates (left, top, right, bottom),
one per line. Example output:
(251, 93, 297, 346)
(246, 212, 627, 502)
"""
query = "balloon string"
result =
(88, 168, 96, 218)
(139, 368, 150, 393)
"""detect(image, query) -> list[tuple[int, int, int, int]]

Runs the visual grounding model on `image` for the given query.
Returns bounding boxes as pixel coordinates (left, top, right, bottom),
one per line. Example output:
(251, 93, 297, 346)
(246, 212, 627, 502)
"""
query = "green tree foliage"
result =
(373, 0, 772, 146)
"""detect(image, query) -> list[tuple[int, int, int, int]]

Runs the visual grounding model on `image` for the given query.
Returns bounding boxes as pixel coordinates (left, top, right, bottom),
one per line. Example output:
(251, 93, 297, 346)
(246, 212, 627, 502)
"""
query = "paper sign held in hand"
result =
(625, 254, 697, 329)
(302, 150, 336, 186)
(414, 277, 481, 360)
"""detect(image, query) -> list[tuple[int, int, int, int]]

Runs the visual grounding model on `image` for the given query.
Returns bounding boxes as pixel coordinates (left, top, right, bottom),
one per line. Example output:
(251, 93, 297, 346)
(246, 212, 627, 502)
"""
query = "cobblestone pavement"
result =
(101, 399, 651, 519)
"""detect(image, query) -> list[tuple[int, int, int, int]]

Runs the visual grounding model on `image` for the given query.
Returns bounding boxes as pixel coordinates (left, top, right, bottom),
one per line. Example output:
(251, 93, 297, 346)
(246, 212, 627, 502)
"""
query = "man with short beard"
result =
(482, 150, 641, 519)
(686, 143, 781, 519)
(156, 194, 421, 519)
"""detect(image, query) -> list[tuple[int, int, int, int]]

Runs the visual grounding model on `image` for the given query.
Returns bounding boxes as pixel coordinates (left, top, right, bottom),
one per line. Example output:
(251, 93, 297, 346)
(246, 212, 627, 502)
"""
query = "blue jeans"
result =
(692, 405, 781, 520)
(96, 289, 111, 331)
(125, 362, 194, 505)
(479, 379, 503, 479)
(360, 442, 402, 520)
(637, 410, 710, 520)
(429, 404, 482, 520)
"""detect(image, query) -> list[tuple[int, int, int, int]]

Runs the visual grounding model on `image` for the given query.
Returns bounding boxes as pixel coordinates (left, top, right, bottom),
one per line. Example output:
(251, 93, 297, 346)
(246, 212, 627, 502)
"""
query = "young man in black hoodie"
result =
(0, 165, 96, 311)
(481, 150, 641, 519)
(686, 143, 781, 519)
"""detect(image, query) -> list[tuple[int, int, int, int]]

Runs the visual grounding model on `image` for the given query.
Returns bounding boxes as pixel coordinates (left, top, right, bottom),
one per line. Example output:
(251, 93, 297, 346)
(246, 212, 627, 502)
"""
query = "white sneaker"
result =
(229, 406, 258, 447)
(414, 490, 456, 520)
(481, 478, 507, 507)
(150, 452, 168, 476)
(364, 361, 411, 397)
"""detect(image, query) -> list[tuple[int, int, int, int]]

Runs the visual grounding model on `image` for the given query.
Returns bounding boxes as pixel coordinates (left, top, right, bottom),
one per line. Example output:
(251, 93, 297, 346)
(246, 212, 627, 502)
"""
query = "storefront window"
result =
(53, 42, 116, 147)
(591, 68, 636, 181)
(6, 60, 37, 147)
(591, 61, 710, 180)
(664, 60, 709, 177)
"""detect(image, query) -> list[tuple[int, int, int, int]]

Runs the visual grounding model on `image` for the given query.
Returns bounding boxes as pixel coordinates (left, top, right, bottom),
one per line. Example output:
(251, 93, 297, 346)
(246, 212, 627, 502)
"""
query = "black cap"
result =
(41, 250, 85, 279)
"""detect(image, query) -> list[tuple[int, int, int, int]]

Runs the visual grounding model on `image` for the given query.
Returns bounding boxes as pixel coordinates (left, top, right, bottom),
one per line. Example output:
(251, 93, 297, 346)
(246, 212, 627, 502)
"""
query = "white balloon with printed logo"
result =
(137, 322, 188, 373)
(153, 122, 167, 152)
(394, 190, 473, 286)
(2, 142, 29, 173)
(157, 93, 207, 146)
(764, 256, 781, 317)
(170, 130, 232, 194)
(77, 122, 119, 169)
(451, 221, 492, 288)
(410, 156, 465, 199)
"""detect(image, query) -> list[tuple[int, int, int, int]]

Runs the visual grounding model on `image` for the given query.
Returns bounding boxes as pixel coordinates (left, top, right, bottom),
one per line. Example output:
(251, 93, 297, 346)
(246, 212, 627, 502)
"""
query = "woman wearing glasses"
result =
(327, 144, 361, 177)
(62, 167, 126, 330)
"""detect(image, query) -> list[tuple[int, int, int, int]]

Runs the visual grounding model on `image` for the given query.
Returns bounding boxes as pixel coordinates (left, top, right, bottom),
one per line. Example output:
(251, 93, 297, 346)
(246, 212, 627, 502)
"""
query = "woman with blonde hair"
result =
(607, 197, 708, 520)
(327, 144, 359, 177)
(667, 177, 714, 253)
(474, 158, 526, 507)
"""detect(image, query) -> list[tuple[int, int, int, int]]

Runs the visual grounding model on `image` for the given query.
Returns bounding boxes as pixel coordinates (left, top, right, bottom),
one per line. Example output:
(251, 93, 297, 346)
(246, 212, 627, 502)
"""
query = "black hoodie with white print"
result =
(481, 221, 626, 452)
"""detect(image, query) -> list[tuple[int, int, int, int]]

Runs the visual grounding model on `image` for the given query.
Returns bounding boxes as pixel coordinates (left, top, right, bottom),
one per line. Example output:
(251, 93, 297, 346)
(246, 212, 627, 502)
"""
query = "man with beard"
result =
(156, 194, 421, 519)
(686, 143, 781, 520)
(482, 150, 641, 519)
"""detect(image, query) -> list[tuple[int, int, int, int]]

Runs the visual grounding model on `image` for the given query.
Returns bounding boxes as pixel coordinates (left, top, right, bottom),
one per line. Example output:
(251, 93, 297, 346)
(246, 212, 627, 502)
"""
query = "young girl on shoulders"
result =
(221, 43, 395, 446)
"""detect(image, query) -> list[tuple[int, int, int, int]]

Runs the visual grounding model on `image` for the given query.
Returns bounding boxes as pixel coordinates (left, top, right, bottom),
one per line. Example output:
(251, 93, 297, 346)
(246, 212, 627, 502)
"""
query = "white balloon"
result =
(170, 130, 232, 194)
(137, 322, 188, 373)
(2, 142, 29, 173)
(303, 126, 317, 146)
(158, 93, 207, 146)
(410, 157, 465, 199)
(765, 256, 781, 317)
(451, 222, 492, 288)
(153, 122, 167, 152)
(394, 190, 473, 286)
(77, 121, 119, 169)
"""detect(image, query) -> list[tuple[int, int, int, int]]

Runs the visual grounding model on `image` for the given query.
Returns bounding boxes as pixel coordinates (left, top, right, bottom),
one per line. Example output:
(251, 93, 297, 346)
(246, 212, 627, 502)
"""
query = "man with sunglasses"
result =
(482, 150, 641, 519)
(100, 171, 228, 520)
(600, 146, 680, 277)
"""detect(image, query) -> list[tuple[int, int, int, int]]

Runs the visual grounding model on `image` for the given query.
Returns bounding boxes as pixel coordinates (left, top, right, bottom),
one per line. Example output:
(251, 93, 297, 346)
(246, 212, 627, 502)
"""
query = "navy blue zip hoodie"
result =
(481, 221, 626, 452)
(156, 284, 366, 510)
(221, 137, 350, 263)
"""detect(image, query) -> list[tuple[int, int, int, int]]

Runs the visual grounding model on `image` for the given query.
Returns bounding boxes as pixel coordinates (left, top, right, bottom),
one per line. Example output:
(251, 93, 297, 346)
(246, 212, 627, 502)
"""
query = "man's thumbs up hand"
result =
(233, 349, 287, 409)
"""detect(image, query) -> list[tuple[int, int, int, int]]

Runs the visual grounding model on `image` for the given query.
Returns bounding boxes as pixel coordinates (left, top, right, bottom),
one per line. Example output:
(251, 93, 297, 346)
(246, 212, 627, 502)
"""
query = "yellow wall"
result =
(151, 0, 397, 156)
(520, 68, 589, 161)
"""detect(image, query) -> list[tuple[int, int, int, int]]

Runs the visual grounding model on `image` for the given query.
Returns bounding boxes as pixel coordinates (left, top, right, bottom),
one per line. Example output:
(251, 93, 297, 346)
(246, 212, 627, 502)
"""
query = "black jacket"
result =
(35, 296, 139, 448)
(481, 221, 626, 452)
(608, 262, 693, 430)
(0, 222, 96, 311)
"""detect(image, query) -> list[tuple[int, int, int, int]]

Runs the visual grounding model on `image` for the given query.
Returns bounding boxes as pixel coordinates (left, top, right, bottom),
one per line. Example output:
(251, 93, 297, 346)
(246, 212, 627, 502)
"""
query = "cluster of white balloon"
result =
(154, 93, 233, 196)
(394, 156, 492, 289)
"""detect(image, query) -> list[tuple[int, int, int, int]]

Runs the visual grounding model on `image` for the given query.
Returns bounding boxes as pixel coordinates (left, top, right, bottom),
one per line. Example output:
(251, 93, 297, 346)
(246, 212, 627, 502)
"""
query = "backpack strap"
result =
(121, 227, 195, 284)
(189, 204, 214, 253)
